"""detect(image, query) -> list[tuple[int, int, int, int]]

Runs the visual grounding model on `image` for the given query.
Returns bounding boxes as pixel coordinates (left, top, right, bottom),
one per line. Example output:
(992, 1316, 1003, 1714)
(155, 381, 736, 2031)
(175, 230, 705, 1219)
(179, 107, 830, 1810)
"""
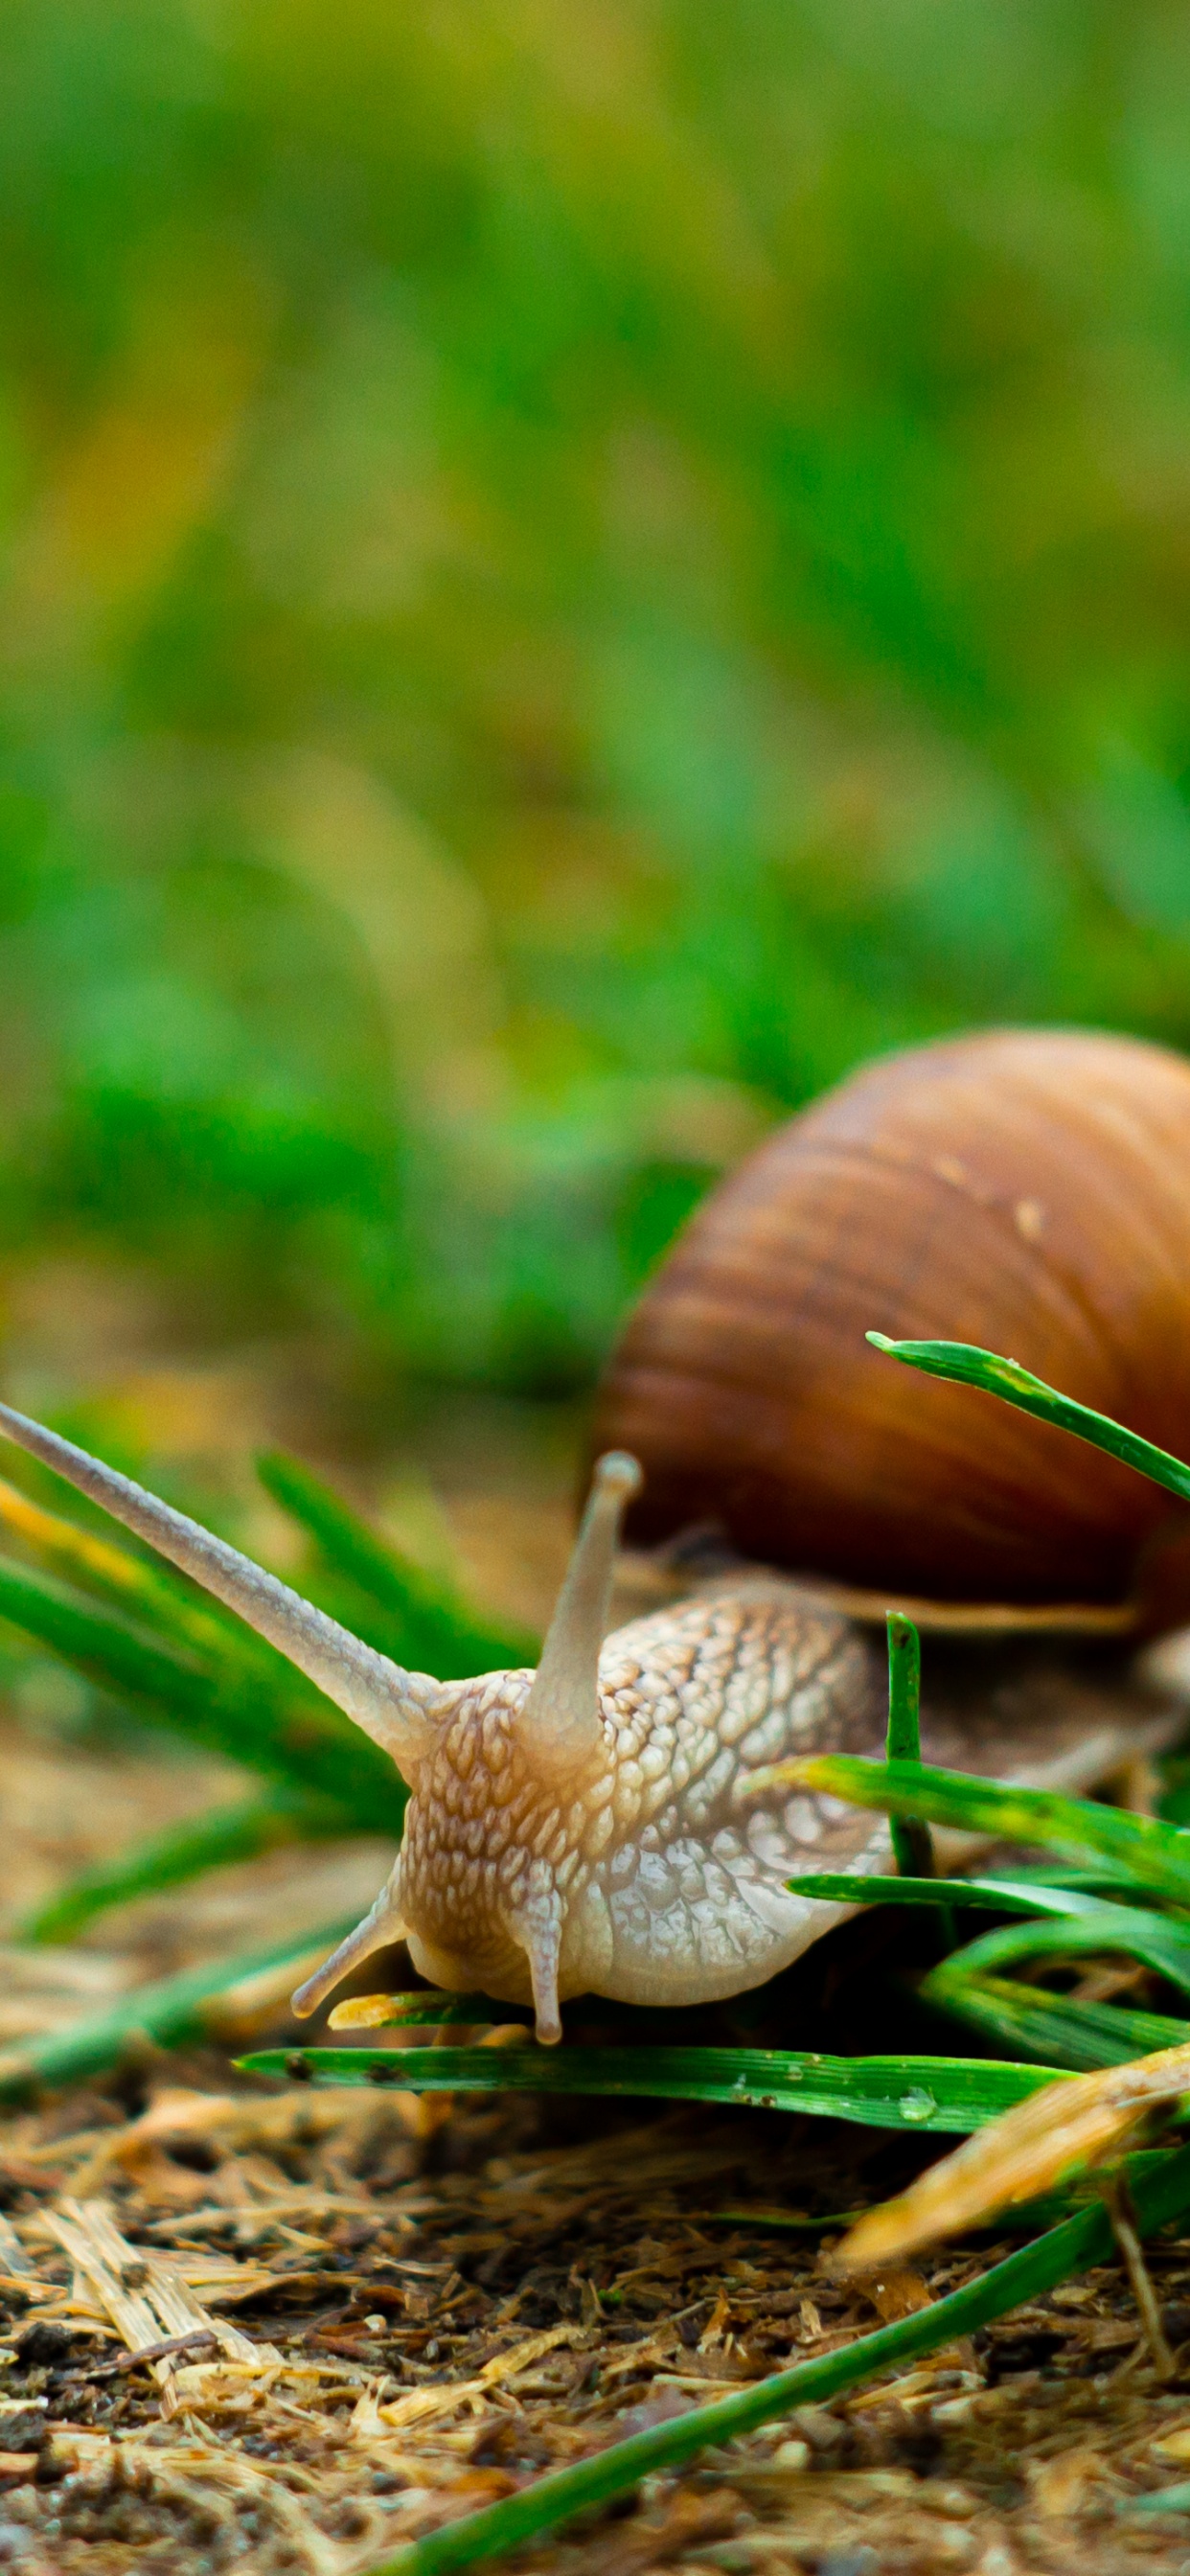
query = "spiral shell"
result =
(592, 1029, 1190, 1617)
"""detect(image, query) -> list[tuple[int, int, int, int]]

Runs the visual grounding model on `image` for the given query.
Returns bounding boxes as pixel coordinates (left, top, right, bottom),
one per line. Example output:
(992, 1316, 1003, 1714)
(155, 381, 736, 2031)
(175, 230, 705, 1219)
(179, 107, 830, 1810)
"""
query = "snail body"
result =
(387, 1571, 886, 2033)
(6, 1028, 1190, 2043)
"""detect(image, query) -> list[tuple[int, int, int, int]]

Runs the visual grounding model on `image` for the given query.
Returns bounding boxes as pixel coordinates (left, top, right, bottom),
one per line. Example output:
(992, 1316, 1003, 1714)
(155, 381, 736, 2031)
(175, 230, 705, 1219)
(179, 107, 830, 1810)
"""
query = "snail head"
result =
(0, 1405, 640, 2043)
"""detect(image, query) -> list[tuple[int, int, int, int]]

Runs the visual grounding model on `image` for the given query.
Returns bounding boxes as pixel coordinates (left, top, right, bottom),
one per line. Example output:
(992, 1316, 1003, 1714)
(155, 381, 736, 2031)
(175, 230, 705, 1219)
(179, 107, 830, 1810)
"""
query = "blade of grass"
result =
(16, 1792, 350, 1944)
(920, 1963, 1190, 2069)
(256, 1452, 537, 1677)
(985, 1862, 1163, 1894)
(0, 1476, 277, 1669)
(867, 1333, 1190, 1505)
(0, 1557, 406, 1821)
(792, 1873, 1110, 1916)
(805, 1853, 1190, 2001)
(799, 1873, 1190, 1993)
(0, 1918, 362, 2099)
(1121, 2480, 1190, 2518)
(885, 1611, 934, 1879)
(912, 1905, 1190, 2001)
(0, 1475, 214, 1636)
(355, 2143, 1190, 2576)
(241, 2041, 1064, 2131)
(762, 1753, 1190, 1904)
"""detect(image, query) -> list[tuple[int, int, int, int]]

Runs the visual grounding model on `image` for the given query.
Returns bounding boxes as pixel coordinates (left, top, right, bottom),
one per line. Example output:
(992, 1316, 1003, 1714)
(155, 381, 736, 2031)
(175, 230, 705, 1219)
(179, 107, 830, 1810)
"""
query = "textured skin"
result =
(389, 1586, 889, 2019)
(303, 1587, 1190, 2036)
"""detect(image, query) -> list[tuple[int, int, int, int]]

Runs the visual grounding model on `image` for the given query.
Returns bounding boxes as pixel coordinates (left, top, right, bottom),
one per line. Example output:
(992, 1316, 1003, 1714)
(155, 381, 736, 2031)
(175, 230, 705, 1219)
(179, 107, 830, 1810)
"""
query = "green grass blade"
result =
(0, 1918, 361, 2100)
(1003, 1862, 1164, 1894)
(257, 1452, 538, 1678)
(867, 1333, 1190, 1505)
(918, 1905, 1190, 2000)
(0, 1461, 340, 1702)
(0, 1557, 406, 1820)
(788, 1874, 1087, 1916)
(0, 1552, 219, 1707)
(780, 1753, 1190, 1903)
(355, 2144, 1190, 2576)
(241, 2041, 1064, 2131)
(920, 1962, 1190, 2069)
(788, 1885, 1190, 1937)
(885, 1611, 933, 1878)
(16, 1792, 350, 1944)
(1121, 2480, 1190, 2518)
(0, 1473, 253, 1657)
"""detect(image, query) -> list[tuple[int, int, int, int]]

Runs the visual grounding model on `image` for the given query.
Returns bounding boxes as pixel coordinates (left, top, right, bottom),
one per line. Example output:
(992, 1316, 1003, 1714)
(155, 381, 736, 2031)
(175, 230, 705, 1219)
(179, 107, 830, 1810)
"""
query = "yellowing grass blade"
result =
(835, 2038, 1190, 2272)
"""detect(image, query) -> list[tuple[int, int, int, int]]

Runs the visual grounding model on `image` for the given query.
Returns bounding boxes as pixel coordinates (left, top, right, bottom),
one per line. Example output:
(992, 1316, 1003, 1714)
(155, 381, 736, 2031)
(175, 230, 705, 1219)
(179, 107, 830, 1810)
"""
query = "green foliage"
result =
(0, 1551, 404, 1821)
(18, 1792, 346, 1944)
(255, 1451, 536, 1677)
(884, 1609, 933, 1879)
(792, 1873, 1110, 1916)
(868, 1336, 1190, 1503)
(4, 8, 1190, 1382)
(917, 1904, 1190, 2004)
(797, 1871, 1190, 1968)
(0, 1920, 361, 2100)
(243, 2039, 1060, 2130)
(784, 1754, 1190, 1904)
(918, 1965, 1190, 2071)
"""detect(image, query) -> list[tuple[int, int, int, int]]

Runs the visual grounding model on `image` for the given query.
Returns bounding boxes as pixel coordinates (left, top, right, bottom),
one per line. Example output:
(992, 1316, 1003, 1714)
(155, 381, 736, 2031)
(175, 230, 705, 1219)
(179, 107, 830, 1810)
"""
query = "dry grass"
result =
(5, 2051, 1190, 2574)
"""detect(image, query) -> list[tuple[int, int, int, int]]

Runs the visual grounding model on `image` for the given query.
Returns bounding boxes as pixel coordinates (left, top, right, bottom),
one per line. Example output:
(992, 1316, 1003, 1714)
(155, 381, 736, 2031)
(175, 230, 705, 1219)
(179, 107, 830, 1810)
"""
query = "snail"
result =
(5, 1026, 1190, 2046)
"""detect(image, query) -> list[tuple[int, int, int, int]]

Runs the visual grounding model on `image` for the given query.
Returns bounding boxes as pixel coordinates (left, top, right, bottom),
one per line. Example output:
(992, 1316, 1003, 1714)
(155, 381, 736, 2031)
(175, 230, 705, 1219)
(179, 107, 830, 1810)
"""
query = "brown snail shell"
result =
(592, 1028, 1190, 1625)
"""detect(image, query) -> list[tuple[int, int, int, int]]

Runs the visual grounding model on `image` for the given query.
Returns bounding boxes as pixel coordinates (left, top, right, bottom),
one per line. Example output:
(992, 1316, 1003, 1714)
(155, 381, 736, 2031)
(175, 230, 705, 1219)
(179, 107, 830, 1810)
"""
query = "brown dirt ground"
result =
(5, 2049, 1190, 2576)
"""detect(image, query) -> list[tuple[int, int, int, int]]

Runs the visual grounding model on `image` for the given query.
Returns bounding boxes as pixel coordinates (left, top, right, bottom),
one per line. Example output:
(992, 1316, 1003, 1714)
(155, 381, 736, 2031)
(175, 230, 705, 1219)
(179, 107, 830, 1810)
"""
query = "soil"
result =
(4, 2058, 1190, 2576)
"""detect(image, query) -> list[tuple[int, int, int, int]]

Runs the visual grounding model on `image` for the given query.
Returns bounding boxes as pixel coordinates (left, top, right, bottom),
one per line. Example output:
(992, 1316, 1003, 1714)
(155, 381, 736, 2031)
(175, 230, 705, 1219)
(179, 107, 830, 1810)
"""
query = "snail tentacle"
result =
(290, 1867, 407, 2018)
(0, 1404, 443, 1777)
(509, 1878, 565, 2045)
(516, 1450, 641, 1777)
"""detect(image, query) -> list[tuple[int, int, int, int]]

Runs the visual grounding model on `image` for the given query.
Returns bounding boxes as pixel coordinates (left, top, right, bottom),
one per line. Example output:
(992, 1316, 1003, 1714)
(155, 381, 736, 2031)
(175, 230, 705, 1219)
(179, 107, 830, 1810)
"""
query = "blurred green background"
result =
(3, 0, 1190, 1407)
